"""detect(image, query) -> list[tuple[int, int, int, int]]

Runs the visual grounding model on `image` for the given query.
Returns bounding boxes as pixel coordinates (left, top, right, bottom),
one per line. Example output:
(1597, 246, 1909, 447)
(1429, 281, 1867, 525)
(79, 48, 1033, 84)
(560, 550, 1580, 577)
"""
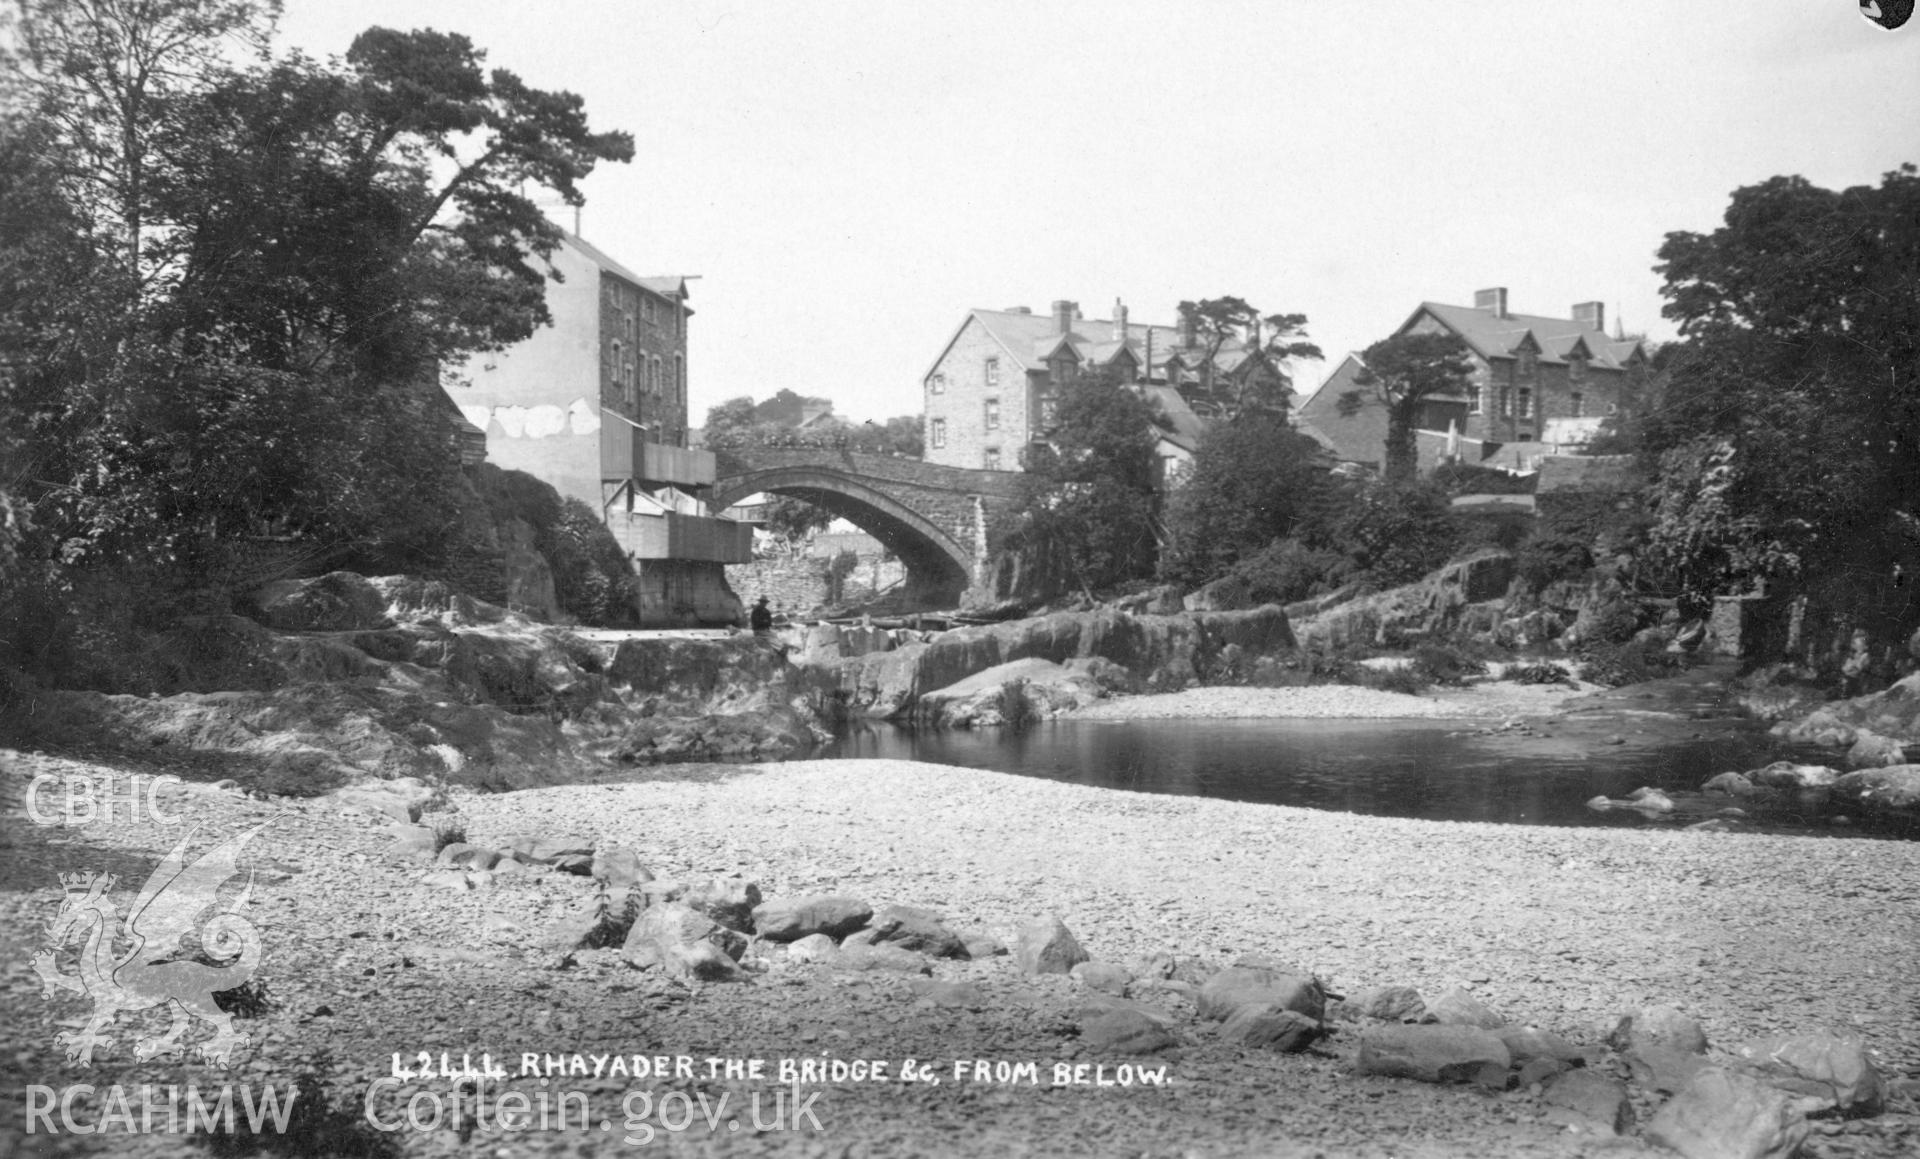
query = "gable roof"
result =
(926, 306, 1274, 384)
(1407, 300, 1642, 370)
(560, 234, 693, 308)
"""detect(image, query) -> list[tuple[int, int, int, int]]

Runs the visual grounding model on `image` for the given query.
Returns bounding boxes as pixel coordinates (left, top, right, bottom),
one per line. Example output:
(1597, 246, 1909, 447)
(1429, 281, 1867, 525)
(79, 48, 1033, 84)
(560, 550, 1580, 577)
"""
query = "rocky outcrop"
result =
(1774, 671, 1920, 750)
(10, 577, 825, 788)
(802, 605, 1295, 721)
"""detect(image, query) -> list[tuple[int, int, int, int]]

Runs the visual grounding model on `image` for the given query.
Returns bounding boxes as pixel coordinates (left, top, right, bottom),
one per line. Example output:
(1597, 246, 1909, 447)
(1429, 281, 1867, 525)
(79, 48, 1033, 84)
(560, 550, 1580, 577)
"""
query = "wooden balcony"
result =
(601, 420, 715, 488)
(608, 510, 752, 564)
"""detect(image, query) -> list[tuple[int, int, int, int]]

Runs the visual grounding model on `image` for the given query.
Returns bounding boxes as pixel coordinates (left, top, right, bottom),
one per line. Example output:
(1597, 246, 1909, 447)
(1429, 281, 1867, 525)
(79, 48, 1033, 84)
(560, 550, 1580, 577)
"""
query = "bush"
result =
(1411, 643, 1487, 686)
(1357, 664, 1431, 695)
(1579, 638, 1685, 687)
(1227, 538, 1355, 606)
(1509, 660, 1573, 685)
(1515, 534, 1595, 591)
(1327, 480, 1462, 589)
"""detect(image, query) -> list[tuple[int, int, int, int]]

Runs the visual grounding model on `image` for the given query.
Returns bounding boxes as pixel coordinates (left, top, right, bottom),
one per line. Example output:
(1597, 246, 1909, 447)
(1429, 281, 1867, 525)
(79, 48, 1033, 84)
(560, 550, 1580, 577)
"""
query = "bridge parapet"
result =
(710, 446, 1022, 607)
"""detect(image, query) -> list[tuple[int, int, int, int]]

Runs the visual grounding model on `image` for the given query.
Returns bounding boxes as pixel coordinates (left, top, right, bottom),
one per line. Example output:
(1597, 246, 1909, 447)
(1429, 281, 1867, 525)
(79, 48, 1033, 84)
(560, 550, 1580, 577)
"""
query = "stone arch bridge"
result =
(711, 446, 1023, 607)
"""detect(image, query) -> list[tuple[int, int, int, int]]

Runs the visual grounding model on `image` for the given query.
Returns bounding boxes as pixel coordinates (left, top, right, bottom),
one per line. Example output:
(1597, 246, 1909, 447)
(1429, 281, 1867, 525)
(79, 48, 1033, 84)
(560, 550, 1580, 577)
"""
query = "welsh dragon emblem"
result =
(32, 819, 278, 1067)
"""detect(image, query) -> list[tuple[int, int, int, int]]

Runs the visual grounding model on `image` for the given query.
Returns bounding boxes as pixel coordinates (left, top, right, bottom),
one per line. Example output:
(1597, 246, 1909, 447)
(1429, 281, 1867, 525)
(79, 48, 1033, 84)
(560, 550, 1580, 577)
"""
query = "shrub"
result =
(1358, 665, 1431, 695)
(1579, 638, 1684, 687)
(1227, 538, 1355, 606)
(1411, 643, 1487, 686)
(1515, 534, 1595, 591)
(1508, 660, 1573, 685)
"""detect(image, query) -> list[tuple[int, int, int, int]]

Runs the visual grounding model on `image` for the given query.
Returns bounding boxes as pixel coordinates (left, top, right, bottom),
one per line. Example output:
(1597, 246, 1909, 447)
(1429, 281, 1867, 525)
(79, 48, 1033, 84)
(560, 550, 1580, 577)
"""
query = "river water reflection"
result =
(818, 717, 1917, 840)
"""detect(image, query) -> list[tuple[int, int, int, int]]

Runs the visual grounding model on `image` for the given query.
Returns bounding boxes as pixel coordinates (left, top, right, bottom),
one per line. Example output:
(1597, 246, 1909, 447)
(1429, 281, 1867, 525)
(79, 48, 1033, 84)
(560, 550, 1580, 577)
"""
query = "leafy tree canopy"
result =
(1176, 296, 1323, 421)
(1002, 368, 1160, 597)
(1634, 165, 1920, 639)
(1340, 331, 1476, 483)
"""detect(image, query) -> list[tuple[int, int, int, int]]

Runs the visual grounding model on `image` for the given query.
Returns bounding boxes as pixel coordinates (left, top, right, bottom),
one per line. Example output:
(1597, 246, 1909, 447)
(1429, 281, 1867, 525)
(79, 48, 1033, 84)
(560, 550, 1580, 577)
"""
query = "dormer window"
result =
(1518, 352, 1538, 376)
(1569, 355, 1588, 383)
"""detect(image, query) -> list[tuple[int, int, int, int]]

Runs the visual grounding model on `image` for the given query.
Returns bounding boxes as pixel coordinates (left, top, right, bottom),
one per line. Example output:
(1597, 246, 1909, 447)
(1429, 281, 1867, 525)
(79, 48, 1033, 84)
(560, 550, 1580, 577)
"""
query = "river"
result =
(818, 717, 1918, 839)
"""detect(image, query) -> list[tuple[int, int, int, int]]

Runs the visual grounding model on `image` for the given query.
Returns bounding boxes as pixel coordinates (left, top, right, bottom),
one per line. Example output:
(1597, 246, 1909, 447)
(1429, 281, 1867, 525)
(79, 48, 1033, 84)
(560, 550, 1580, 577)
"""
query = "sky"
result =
(276, 1, 1920, 423)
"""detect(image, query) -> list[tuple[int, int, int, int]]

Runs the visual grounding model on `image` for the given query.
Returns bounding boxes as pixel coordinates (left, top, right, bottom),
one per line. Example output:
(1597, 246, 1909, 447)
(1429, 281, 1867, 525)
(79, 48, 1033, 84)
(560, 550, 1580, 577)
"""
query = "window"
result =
(930, 418, 947, 449)
(1518, 387, 1533, 419)
(1468, 382, 1482, 415)
(985, 397, 1000, 430)
(674, 354, 685, 405)
(1569, 355, 1588, 383)
(1039, 397, 1057, 428)
(984, 357, 1000, 386)
(984, 447, 1001, 471)
(930, 372, 946, 395)
(1518, 352, 1537, 376)
(1518, 430, 1534, 442)
(1570, 391, 1584, 418)
(1499, 387, 1512, 417)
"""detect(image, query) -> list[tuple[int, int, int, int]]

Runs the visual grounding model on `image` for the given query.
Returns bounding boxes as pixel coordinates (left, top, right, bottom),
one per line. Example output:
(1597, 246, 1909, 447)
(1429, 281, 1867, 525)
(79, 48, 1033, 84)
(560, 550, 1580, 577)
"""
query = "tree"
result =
(1176, 296, 1323, 420)
(1633, 166, 1920, 646)
(1161, 411, 1337, 586)
(1, 8, 634, 584)
(13, 0, 281, 304)
(1000, 368, 1160, 597)
(1338, 331, 1476, 483)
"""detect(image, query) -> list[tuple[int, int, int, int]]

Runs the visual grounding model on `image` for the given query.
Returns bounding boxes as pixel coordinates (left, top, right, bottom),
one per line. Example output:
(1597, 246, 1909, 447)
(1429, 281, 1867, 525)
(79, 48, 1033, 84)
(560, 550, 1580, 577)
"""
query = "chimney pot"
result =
(1474, 287, 1509, 319)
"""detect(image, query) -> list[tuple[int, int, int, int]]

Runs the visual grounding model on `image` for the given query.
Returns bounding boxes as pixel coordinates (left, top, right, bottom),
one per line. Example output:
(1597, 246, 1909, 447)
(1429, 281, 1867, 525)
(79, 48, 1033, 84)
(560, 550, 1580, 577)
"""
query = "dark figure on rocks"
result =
(750, 597, 774, 636)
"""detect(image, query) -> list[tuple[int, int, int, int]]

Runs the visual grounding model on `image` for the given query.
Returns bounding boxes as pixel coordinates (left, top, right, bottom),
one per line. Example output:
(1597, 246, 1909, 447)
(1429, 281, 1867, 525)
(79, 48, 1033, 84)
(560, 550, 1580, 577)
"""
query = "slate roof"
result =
(561, 234, 693, 307)
(950, 308, 1261, 382)
(1535, 454, 1640, 493)
(1411, 301, 1641, 369)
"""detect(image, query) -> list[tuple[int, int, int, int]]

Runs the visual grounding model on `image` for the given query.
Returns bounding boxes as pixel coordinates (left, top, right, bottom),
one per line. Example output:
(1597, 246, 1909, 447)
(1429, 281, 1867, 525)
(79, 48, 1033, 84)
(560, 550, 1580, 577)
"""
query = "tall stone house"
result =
(1298, 289, 1648, 474)
(919, 299, 1286, 483)
(445, 232, 750, 625)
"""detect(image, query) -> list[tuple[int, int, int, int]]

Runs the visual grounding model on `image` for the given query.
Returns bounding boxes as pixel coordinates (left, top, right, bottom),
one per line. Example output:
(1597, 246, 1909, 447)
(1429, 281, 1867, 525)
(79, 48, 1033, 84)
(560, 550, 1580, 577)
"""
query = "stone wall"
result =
(728, 549, 908, 617)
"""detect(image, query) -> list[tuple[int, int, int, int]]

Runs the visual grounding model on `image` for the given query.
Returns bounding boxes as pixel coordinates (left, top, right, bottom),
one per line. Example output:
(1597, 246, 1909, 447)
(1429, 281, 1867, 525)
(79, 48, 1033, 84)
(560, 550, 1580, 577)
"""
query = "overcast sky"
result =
(280, 1, 1920, 422)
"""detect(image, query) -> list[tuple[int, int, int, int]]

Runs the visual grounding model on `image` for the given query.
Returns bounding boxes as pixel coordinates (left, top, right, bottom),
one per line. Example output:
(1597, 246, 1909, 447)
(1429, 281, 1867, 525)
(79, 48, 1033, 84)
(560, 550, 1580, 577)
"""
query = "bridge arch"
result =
(711, 466, 976, 607)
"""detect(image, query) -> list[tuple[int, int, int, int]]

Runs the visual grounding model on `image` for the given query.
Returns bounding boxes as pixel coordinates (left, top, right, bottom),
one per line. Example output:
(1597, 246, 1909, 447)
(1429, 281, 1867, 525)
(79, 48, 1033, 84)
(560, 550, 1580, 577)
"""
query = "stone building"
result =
(1298, 289, 1647, 473)
(919, 299, 1281, 480)
(445, 232, 750, 625)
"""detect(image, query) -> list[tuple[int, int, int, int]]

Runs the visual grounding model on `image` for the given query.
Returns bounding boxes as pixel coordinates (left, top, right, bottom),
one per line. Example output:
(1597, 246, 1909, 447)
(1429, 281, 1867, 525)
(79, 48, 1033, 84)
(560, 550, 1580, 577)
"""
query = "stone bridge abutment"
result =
(711, 447, 1021, 608)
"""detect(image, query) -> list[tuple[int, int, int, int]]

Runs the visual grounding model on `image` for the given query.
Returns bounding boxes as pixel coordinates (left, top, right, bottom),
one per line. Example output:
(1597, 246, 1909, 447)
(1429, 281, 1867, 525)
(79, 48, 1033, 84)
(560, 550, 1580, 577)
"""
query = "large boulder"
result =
(1644, 1068, 1808, 1159)
(621, 903, 746, 981)
(1609, 1005, 1709, 1055)
(1014, 916, 1089, 976)
(913, 658, 1107, 728)
(249, 572, 390, 632)
(868, 904, 968, 959)
(751, 895, 873, 942)
(1354, 1025, 1510, 1084)
(1542, 1071, 1633, 1136)
(1196, 965, 1325, 1023)
(1831, 763, 1920, 812)
(1747, 761, 1840, 790)
(1846, 730, 1906, 770)
(1730, 1032, 1883, 1116)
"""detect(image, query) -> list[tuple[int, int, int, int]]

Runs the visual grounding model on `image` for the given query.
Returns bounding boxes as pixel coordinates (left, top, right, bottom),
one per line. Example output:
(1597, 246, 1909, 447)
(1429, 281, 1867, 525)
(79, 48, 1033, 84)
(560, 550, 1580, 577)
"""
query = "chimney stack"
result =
(1571, 301, 1605, 334)
(1474, 287, 1509, 319)
(1112, 298, 1129, 342)
(1178, 302, 1198, 349)
(1052, 299, 1076, 335)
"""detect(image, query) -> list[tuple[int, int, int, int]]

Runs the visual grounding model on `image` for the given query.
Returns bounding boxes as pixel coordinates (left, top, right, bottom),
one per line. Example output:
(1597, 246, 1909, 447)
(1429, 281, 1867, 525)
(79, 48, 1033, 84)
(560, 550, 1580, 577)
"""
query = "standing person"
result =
(750, 596, 774, 637)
